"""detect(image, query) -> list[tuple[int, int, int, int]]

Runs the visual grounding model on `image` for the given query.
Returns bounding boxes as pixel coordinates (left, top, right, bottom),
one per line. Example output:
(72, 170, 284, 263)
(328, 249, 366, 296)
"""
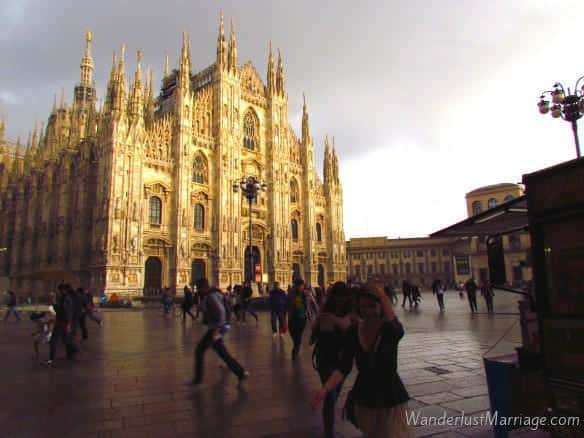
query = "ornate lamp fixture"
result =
(538, 76, 584, 158)
(232, 176, 268, 283)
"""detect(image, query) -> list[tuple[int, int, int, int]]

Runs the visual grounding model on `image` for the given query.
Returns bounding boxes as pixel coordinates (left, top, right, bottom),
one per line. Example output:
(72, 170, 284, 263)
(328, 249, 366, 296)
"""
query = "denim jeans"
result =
(270, 310, 286, 334)
(194, 329, 245, 383)
(318, 361, 344, 438)
(3, 306, 21, 321)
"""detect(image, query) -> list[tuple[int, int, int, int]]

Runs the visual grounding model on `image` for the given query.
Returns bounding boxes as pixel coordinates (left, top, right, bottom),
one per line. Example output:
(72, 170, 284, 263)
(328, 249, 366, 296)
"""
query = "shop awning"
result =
(431, 195, 528, 238)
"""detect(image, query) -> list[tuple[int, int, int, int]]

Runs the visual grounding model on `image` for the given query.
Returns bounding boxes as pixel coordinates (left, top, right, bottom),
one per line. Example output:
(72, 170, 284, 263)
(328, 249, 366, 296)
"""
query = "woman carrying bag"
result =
(311, 282, 414, 438)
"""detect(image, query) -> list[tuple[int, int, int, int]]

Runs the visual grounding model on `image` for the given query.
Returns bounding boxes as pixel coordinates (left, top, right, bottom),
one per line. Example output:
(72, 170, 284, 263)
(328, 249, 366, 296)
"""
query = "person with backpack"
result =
(190, 278, 249, 386)
(310, 282, 357, 438)
(288, 278, 309, 360)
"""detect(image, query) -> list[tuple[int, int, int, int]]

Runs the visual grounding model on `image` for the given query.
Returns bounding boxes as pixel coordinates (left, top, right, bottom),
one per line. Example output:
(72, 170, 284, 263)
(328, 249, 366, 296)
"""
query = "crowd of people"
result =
(3, 275, 499, 437)
(180, 276, 414, 437)
(18, 284, 103, 365)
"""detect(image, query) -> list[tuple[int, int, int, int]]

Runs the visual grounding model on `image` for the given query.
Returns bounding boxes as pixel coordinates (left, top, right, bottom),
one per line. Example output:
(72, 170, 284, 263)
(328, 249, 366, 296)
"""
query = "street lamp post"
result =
(538, 76, 584, 158)
(232, 176, 267, 284)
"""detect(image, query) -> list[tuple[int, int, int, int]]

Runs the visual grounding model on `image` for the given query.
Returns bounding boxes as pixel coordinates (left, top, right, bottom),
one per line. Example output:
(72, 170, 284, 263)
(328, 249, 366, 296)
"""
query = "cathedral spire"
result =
(178, 31, 191, 91)
(216, 12, 227, 69)
(324, 135, 331, 183)
(267, 41, 275, 94)
(163, 50, 170, 77)
(276, 49, 285, 96)
(128, 50, 144, 121)
(113, 44, 127, 114)
(80, 30, 94, 87)
(302, 93, 310, 145)
(228, 19, 238, 74)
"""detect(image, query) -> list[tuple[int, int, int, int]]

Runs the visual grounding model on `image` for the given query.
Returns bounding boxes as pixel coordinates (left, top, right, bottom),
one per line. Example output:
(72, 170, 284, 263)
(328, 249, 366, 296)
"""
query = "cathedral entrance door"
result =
(245, 246, 261, 283)
(317, 264, 325, 287)
(191, 259, 206, 286)
(144, 257, 162, 294)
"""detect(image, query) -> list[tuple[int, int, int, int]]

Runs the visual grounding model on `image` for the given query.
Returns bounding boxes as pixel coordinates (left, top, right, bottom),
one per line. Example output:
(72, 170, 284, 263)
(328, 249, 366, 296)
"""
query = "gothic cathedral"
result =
(0, 16, 346, 296)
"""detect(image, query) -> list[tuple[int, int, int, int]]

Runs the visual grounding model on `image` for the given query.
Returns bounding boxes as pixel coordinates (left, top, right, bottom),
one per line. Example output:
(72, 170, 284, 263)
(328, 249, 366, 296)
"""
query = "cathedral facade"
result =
(0, 17, 346, 297)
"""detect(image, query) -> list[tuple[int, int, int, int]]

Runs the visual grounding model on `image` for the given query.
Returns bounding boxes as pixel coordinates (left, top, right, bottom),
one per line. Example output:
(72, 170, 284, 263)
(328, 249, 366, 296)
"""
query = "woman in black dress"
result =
(310, 281, 357, 438)
(312, 282, 414, 437)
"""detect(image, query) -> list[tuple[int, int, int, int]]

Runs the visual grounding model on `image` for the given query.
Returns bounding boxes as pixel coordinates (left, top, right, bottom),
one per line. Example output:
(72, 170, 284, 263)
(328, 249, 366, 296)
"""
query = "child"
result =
(31, 310, 54, 363)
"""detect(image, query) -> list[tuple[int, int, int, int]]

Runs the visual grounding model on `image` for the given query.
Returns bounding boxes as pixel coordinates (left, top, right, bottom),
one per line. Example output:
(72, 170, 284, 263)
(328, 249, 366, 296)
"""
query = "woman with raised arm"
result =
(311, 282, 414, 437)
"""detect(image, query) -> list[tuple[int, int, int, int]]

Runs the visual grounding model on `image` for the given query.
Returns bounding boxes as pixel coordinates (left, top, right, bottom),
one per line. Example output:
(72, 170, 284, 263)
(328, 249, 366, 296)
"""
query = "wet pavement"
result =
(1, 291, 549, 437)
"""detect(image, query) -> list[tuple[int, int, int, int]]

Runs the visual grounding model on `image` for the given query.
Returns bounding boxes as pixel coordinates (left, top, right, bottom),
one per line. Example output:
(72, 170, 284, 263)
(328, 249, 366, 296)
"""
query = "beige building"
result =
(346, 236, 455, 288)
(0, 19, 346, 297)
(463, 183, 530, 285)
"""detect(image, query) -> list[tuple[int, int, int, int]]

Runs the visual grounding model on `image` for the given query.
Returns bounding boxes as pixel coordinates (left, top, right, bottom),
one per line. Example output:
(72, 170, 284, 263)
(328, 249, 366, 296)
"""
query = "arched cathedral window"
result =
(149, 196, 162, 225)
(192, 155, 208, 184)
(290, 179, 299, 204)
(194, 204, 205, 231)
(291, 219, 299, 241)
(243, 109, 259, 151)
(316, 223, 322, 242)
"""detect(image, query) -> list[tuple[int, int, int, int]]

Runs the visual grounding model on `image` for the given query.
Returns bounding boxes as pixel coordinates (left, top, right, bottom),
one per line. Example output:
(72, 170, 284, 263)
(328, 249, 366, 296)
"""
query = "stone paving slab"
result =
(0, 291, 548, 437)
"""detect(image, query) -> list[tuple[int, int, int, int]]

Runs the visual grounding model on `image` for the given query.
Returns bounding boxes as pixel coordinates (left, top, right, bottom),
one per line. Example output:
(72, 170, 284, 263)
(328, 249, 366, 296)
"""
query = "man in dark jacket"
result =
(401, 280, 412, 308)
(269, 282, 288, 338)
(48, 284, 79, 364)
(464, 278, 479, 313)
(182, 285, 196, 322)
(288, 278, 308, 360)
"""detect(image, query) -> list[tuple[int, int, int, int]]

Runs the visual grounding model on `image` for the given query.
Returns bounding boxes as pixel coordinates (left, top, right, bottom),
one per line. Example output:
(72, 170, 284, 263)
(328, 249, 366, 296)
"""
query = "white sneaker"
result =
(272, 333, 278, 339)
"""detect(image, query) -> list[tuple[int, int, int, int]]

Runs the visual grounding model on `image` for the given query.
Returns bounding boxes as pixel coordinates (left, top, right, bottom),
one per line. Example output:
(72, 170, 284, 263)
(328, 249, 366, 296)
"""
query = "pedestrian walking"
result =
(240, 282, 258, 322)
(312, 282, 414, 438)
(432, 279, 445, 312)
(288, 278, 308, 360)
(191, 278, 249, 386)
(411, 285, 421, 308)
(310, 281, 357, 438)
(48, 284, 79, 364)
(182, 285, 196, 322)
(464, 278, 479, 313)
(384, 284, 398, 305)
(3, 291, 21, 321)
(401, 280, 412, 308)
(480, 280, 495, 313)
(269, 282, 288, 338)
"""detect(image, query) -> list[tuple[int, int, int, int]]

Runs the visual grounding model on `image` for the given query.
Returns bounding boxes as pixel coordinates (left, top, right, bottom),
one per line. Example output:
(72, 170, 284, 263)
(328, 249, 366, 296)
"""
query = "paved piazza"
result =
(1, 291, 548, 438)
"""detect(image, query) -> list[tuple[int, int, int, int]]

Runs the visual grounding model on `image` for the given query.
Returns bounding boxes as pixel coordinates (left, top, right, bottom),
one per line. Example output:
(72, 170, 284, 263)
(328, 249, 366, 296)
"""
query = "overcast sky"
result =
(2, 0, 583, 239)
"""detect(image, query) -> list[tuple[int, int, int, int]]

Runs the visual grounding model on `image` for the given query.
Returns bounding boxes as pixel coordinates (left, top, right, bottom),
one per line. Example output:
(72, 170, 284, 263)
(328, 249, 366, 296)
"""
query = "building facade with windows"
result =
(463, 183, 530, 285)
(346, 236, 455, 288)
(0, 19, 346, 297)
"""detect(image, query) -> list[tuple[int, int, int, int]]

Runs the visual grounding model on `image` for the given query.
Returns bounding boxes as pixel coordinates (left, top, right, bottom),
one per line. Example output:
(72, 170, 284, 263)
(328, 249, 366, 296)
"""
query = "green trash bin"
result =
(484, 354, 518, 438)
